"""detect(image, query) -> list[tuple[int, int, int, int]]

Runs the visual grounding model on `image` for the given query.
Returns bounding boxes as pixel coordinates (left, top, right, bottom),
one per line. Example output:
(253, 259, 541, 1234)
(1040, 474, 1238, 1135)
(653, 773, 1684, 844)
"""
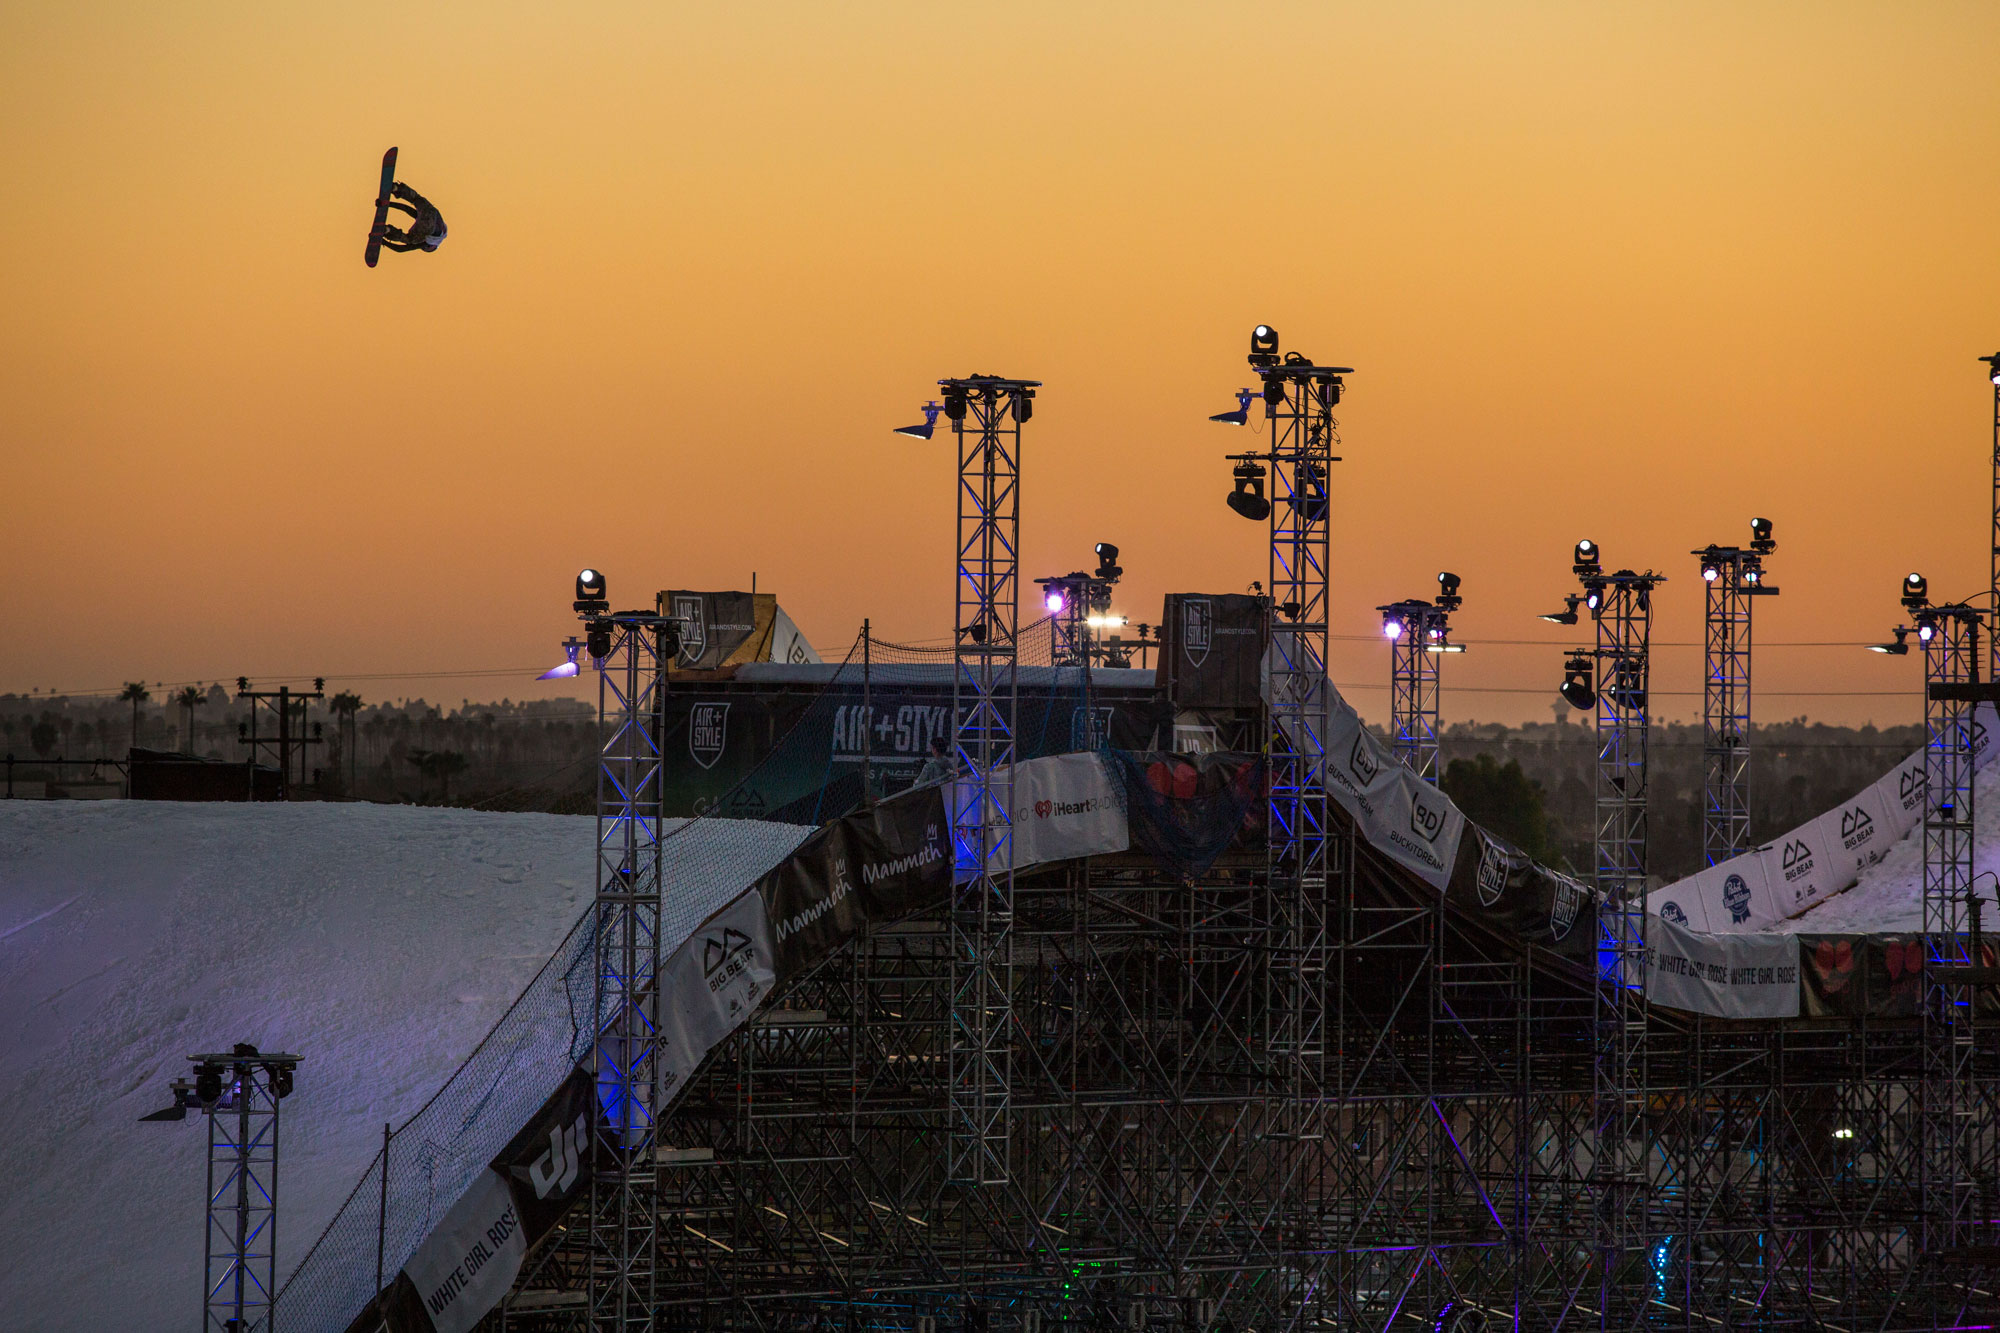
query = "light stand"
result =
(145, 1045, 301, 1333)
(1695, 522, 1779, 866)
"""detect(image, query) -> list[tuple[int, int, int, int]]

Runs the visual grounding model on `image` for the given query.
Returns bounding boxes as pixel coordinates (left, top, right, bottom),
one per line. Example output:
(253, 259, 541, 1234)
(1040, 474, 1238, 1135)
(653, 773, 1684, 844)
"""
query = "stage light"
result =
(1702, 565, 1719, 583)
(1902, 572, 1928, 610)
(195, 1063, 224, 1107)
(586, 622, 613, 661)
(1560, 654, 1595, 710)
(1261, 377, 1287, 406)
(892, 401, 943, 440)
(1249, 324, 1280, 367)
(1574, 539, 1600, 573)
(966, 620, 988, 645)
(1436, 571, 1461, 600)
(272, 1066, 294, 1099)
(1584, 581, 1604, 613)
(538, 639, 583, 680)
(1750, 516, 1775, 552)
(943, 388, 968, 421)
(1382, 617, 1405, 641)
(1744, 568, 1760, 585)
(1425, 642, 1466, 654)
(1087, 614, 1128, 629)
(1208, 389, 1255, 426)
(1227, 461, 1271, 521)
(1918, 620, 1936, 644)
(1011, 389, 1034, 423)
(1982, 353, 2000, 386)
(1045, 589, 1068, 614)
(1295, 464, 1329, 523)
(575, 568, 609, 613)
(1832, 1126, 1855, 1140)
(1869, 627, 1911, 655)
(1540, 595, 1582, 626)
(1095, 543, 1122, 580)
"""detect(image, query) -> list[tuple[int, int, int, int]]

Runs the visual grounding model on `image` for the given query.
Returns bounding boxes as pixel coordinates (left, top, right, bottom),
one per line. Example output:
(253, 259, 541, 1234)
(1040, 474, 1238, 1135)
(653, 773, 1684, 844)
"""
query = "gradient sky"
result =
(4, 2, 1998, 726)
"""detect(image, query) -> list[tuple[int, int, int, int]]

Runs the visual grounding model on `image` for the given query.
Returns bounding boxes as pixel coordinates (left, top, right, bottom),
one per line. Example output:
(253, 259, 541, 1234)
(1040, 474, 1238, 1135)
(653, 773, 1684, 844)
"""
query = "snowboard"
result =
(364, 146, 398, 268)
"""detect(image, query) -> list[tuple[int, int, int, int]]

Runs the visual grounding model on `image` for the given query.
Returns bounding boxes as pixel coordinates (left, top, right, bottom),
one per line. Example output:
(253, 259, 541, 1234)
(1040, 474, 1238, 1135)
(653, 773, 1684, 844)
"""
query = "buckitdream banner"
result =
(1309, 671, 1465, 889)
(342, 1068, 596, 1333)
(758, 785, 951, 977)
(1160, 593, 1265, 710)
(1648, 701, 2000, 933)
(1643, 914, 1800, 1019)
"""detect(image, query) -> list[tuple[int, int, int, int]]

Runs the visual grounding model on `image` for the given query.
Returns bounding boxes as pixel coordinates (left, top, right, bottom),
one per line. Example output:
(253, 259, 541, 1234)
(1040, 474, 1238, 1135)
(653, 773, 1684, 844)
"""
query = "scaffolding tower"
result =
(1912, 599, 1989, 1282)
(178, 1046, 300, 1333)
(579, 575, 678, 1332)
(942, 374, 1037, 1188)
(1695, 528, 1776, 866)
(1985, 353, 2000, 675)
(1377, 581, 1460, 784)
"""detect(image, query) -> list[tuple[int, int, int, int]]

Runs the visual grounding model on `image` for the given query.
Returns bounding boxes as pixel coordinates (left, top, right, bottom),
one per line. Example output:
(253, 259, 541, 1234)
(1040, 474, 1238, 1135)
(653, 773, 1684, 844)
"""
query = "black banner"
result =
(758, 784, 951, 978)
(1159, 593, 1265, 710)
(1444, 825, 1597, 963)
(659, 590, 764, 672)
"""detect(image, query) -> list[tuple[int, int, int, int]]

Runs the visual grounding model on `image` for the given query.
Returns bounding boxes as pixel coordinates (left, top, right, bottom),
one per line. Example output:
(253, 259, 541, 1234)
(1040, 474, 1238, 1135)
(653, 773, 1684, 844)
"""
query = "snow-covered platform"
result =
(0, 801, 801, 1331)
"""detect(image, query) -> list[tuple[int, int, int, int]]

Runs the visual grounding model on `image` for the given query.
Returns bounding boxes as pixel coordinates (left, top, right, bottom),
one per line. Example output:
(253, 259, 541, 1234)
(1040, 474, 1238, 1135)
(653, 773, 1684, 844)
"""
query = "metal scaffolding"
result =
(581, 582, 678, 1332)
(1694, 528, 1776, 866)
(1377, 581, 1460, 784)
(1985, 352, 2000, 675)
(943, 373, 1037, 1189)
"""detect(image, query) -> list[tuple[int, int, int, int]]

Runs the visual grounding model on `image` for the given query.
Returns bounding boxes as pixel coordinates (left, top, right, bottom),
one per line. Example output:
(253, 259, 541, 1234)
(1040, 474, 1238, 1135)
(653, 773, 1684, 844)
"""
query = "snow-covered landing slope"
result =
(0, 802, 801, 1332)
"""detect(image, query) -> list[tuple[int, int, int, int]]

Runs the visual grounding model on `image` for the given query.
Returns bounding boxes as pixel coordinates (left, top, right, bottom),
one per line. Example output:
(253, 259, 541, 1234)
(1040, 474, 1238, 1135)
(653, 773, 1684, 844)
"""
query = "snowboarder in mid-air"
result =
(377, 182, 447, 254)
(364, 147, 448, 267)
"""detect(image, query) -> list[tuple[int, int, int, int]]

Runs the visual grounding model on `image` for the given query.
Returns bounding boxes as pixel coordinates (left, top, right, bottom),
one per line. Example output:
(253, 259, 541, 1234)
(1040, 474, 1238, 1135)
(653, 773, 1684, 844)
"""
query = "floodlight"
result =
(1750, 516, 1775, 552)
(1869, 627, 1911, 655)
(1540, 595, 1582, 626)
(1982, 353, 2000, 386)
(1901, 572, 1928, 610)
(575, 568, 609, 613)
(1249, 324, 1280, 367)
(538, 638, 583, 680)
(1560, 655, 1595, 710)
(1094, 543, 1122, 580)
(943, 388, 968, 421)
(1087, 613, 1128, 629)
(893, 402, 943, 440)
(1918, 620, 1936, 644)
(1832, 1126, 1855, 1140)
(1425, 641, 1466, 654)
(1227, 461, 1271, 521)
(1382, 617, 1405, 641)
(1584, 581, 1605, 613)
(1744, 568, 1760, 585)
(1045, 588, 1068, 614)
(1208, 388, 1256, 426)
(1573, 539, 1600, 573)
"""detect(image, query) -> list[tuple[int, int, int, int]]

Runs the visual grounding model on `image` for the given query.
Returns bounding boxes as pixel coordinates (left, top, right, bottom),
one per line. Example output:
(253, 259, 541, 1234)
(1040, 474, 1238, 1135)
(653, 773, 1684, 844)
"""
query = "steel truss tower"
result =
(1986, 352, 2000, 676)
(1376, 589, 1460, 784)
(1912, 601, 1990, 1278)
(1694, 530, 1776, 866)
(942, 373, 1037, 1189)
(179, 1046, 299, 1333)
(581, 588, 678, 1332)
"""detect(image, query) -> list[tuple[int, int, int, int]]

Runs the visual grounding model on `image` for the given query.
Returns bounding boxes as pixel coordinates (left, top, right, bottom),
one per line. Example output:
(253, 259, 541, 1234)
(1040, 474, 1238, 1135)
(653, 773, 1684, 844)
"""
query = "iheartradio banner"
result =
(1649, 701, 1999, 935)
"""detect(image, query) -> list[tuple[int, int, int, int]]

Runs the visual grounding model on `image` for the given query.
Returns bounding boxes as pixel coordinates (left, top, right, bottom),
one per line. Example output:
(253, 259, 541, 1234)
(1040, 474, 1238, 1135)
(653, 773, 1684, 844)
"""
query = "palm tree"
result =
(119, 682, 150, 754)
(173, 686, 205, 755)
(327, 691, 363, 797)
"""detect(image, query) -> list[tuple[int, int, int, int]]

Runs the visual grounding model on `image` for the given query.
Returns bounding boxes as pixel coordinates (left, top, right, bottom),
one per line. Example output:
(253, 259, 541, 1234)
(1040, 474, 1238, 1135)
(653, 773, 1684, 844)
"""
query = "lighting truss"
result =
(585, 606, 678, 1331)
(1377, 599, 1451, 783)
(1694, 544, 1776, 866)
(943, 373, 1037, 1188)
(196, 1048, 299, 1333)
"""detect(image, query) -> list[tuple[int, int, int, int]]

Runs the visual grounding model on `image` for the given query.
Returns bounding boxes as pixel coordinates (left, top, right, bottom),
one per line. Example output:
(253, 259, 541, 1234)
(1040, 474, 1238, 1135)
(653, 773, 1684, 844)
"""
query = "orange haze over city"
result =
(5, 2, 1999, 726)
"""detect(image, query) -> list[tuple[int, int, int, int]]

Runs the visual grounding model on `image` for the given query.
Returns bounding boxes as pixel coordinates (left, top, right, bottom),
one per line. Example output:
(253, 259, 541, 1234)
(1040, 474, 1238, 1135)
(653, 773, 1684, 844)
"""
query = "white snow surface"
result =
(1775, 760, 2000, 935)
(0, 801, 810, 1331)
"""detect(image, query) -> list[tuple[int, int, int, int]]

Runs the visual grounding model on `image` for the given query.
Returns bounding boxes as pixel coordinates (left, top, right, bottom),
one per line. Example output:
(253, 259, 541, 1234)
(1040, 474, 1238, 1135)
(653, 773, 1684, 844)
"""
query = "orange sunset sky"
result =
(4, 2, 1998, 727)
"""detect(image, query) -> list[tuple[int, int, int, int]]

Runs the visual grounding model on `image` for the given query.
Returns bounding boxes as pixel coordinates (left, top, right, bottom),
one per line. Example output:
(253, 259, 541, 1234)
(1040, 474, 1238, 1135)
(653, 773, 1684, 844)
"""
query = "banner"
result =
(1312, 676, 1465, 889)
(660, 590, 763, 672)
(1159, 593, 1265, 710)
(1003, 753, 1130, 868)
(1647, 854, 1780, 933)
(758, 786, 951, 978)
(658, 889, 778, 1102)
(1808, 784, 1896, 888)
(1643, 914, 1800, 1019)
(1447, 826, 1596, 959)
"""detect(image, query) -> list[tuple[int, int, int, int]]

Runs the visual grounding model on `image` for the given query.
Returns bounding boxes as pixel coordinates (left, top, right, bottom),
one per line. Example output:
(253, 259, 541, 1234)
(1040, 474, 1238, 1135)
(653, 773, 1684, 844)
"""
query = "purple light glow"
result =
(537, 660, 580, 680)
(1045, 590, 1067, 613)
(1383, 620, 1404, 640)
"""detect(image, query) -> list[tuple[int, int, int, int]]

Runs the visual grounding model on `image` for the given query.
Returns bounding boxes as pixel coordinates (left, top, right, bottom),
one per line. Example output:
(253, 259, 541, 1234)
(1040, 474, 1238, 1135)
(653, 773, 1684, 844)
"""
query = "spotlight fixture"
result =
(586, 621, 613, 661)
(1560, 654, 1596, 710)
(1382, 617, 1406, 641)
(1011, 388, 1035, 423)
(1901, 571, 1928, 610)
(1698, 544, 1721, 582)
(1294, 463, 1329, 523)
(1261, 376, 1287, 406)
(1208, 388, 1256, 426)
(1248, 324, 1280, 368)
(1918, 619, 1936, 644)
(1094, 542, 1123, 580)
(1226, 461, 1271, 521)
(1435, 571, 1463, 610)
(1750, 516, 1775, 552)
(1045, 588, 1068, 615)
(575, 568, 609, 613)
(1832, 1126, 1856, 1141)
(966, 620, 988, 645)
(1540, 595, 1583, 626)
(943, 387, 968, 421)
(892, 401, 944, 440)
(1868, 627, 1911, 655)
(1744, 568, 1761, 586)
(1583, 580, 1605, 613)
(1573, 539, 1600, 575)
(538, 638, 583, 680)
(1982, 353, 2000, 387)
